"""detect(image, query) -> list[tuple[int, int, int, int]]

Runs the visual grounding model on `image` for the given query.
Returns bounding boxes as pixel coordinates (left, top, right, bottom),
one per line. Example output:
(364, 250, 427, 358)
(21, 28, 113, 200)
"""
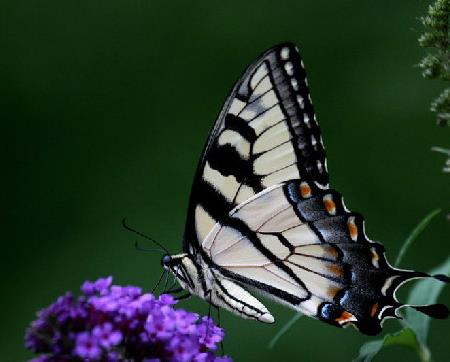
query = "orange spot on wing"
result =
(370, 303, 379, 317)
(299, 182, 312, 198)
(327, 264, 345, 278)
(347, 217, 358, 241)
(323, 195, 336, 215)
(325, 245, 339, 259)
(327, 286, 341, 298)
(370, 248, 380, 267)
(335, 311, 356, 324)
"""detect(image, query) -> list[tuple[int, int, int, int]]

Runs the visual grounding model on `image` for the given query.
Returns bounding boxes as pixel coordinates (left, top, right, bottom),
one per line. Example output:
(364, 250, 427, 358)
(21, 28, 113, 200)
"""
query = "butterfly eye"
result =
(161, 255, 172, 267)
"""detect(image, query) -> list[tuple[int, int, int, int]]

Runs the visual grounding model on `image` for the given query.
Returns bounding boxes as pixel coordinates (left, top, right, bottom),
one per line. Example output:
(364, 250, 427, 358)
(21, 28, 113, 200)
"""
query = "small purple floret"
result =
(25, 276, 232, 361)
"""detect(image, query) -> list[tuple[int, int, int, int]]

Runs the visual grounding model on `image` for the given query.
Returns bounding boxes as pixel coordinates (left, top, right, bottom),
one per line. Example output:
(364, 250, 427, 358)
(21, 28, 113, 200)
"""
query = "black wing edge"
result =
(283, 179, 449, 335)
(183, 42, 326, 254)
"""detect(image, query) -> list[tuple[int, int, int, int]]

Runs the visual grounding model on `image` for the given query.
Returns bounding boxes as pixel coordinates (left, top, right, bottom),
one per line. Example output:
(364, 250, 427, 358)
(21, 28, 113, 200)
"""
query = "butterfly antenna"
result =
(122, 218, 170, 254)
(152, 269, 167, 293)
(134, 240, 166, 254)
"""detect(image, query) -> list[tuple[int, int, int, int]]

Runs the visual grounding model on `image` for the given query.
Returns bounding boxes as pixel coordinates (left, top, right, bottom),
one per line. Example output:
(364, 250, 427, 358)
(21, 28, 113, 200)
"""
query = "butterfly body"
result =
(160, 43, 448, 335)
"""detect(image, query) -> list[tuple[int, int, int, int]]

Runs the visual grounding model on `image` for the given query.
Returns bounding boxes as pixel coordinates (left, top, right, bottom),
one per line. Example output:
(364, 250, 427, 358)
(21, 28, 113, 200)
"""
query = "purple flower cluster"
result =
(25, 276, 232, 362)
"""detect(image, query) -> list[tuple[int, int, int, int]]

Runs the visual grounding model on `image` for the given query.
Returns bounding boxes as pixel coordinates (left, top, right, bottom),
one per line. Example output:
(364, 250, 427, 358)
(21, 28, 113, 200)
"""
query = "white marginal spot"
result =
(314, 181, 329, 190)
(379, 306, 390, 320)
(303, 114, 311, 128)
(301, 59, 304, 68)
(291, 78, 299, 90)
(317, 160, 323, 173)
(280, 47, 290, 60)
(319, 135, 325, 147)
(228, 98, 246, 116)
(311, 135, 317, 149)
(305, 77, 309, 86)
(308, 94, 312, 103)
(297, 95, 304, 109)
(284, 62, 294, 76)
(361, 220, 372, 243)
(381, 276, 398, 296)
(341, 197, 350, 212)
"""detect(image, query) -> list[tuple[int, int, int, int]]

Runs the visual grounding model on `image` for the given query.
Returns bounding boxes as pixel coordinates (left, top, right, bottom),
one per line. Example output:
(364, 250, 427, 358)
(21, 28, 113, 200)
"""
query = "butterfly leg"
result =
(206, 289, 213, 320)
(202, 289, 214, 343)
(174, 292, 191, 301)
(165, 286, 184, 294)
(215, 305, 225, 356)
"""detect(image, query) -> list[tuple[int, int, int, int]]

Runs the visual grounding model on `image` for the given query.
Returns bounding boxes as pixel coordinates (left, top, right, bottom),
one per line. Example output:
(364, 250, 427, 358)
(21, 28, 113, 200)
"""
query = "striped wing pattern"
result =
(184, 43, 327, 251)
(202, 180, 428, 335)
(180, 43, 448, 335)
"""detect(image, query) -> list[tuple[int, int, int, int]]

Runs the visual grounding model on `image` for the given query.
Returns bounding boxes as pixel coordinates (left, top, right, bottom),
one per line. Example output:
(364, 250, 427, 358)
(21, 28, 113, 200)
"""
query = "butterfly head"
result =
(161, 253, 188, 269)
(161, 254, 174, 268)
(161, 253, 198, 291)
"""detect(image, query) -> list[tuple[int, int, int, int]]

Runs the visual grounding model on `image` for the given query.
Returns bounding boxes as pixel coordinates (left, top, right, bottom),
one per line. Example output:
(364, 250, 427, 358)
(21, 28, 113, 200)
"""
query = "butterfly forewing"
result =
(184, 43, 328, 252)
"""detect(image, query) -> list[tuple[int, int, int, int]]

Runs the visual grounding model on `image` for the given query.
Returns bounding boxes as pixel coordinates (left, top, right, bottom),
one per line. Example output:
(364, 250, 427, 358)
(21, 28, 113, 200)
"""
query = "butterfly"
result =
(157, 43, 449, 335)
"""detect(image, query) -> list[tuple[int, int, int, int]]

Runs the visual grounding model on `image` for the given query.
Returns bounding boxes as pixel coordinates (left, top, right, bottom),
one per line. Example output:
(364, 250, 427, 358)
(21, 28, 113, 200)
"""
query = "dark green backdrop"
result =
(2, 1, 449, 361)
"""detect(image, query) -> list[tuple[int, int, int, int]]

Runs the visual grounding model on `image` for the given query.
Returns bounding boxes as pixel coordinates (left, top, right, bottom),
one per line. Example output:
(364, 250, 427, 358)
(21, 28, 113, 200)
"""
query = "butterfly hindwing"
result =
(201, 180, 428, 335)
(185, 43, 328, 252)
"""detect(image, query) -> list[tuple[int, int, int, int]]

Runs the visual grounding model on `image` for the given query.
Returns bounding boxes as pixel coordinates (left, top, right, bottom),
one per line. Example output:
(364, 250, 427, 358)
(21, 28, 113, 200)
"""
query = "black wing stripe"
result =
(220, 267, 305, 305)
(226, 216, 310, 297)
(185, 43, 328, 254)
(224, 114, 257, 143)
(215, 278, 266, 316)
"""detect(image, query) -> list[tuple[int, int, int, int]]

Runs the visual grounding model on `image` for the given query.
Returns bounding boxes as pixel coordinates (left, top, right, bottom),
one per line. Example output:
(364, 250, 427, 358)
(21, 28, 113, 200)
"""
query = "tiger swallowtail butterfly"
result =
(158, 43, 449, 335)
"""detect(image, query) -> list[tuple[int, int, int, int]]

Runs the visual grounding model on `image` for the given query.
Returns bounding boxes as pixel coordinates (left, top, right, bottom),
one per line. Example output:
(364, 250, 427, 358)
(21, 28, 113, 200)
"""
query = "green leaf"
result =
(353, 328, 429, 362)
(394, 209, 441, 267)
(404, 257, 450, 345)
(268, 312, 302, 349)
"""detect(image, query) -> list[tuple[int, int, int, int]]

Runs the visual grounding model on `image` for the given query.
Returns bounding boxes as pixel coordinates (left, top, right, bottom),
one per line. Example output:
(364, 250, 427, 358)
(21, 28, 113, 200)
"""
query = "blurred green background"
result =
(2, 0, 449, 361)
